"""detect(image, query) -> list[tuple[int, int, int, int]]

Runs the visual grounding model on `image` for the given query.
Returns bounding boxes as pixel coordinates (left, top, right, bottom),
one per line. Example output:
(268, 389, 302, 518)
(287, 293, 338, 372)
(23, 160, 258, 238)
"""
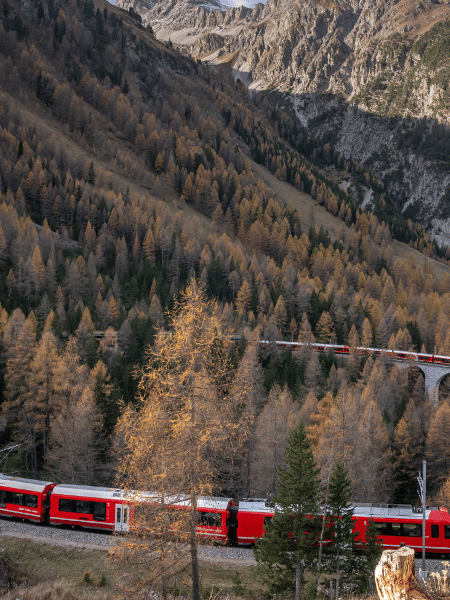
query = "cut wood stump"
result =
(375, 547, 439, 600)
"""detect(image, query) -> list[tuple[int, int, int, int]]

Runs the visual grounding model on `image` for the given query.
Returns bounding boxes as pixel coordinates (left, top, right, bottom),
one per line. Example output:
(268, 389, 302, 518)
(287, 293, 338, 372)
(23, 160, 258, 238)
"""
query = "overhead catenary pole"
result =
(418, 460, 428, 580)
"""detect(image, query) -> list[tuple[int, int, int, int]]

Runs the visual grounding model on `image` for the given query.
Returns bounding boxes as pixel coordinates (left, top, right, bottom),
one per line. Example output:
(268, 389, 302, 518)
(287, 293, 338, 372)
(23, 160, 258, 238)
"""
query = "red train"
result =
(2, 474, 450, 555)
(258, 340, 450, 366)
(0, 474, 235, 542)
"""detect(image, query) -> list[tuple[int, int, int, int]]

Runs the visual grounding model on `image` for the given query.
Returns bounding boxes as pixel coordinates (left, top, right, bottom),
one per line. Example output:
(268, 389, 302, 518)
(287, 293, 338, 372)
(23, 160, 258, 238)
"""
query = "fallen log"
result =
(375, 547, 439, 600)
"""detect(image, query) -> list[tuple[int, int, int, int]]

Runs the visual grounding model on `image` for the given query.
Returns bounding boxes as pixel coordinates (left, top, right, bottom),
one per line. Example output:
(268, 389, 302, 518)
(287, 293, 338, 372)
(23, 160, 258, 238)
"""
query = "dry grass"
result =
(0, 578, 111, 600)
(0, 537, 115, 599)
(423, 561, 450, 597)
(0, 536, 261, 600)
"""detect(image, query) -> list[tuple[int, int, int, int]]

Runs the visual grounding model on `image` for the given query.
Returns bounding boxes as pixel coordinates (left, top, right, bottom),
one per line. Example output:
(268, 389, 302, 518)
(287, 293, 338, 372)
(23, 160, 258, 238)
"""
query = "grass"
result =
(0, 537, 115, 599)
(0, 536, 260, 600)
(2, 535, 449, 600)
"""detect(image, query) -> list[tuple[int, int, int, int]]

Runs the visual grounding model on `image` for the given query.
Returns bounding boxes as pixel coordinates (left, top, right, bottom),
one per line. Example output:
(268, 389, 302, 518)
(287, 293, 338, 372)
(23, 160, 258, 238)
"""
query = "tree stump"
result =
(375, 547, 438, 600)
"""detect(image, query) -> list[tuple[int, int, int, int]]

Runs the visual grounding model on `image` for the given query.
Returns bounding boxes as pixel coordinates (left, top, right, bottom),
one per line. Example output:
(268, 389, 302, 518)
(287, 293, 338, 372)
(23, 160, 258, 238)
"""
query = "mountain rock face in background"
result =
(116, 0, 450, 243)
(116, 0, 450, 105)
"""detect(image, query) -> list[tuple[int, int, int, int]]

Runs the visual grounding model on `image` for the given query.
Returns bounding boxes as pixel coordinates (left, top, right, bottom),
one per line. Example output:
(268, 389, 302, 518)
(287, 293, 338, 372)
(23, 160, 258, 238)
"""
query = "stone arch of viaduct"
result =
(393, 360, 450, 405)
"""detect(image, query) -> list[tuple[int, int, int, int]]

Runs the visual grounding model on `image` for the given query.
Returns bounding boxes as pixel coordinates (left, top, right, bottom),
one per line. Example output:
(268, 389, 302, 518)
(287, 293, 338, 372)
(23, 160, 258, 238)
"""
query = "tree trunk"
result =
(190, 494, 200, 600)
(375, 547, 436, 600)
(336, 552, 340, 600)
(316, 479, 329, 586)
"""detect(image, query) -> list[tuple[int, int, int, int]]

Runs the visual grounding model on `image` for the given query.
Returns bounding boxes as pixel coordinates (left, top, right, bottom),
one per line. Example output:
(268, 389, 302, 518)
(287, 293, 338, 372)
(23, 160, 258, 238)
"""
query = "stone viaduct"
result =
(392, 359, 450, 405)
(265, 340, 450, 405)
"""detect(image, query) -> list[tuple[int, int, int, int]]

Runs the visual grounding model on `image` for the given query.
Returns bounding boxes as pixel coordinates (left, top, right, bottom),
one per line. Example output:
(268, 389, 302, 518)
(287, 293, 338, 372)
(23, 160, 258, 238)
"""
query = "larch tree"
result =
(26, 331, 60, 471)
(296, 302, 313, 335)
(1, 307, 26, 357)
(426, 400, 450, 495)
(352, 400, 390, 502)
(304, 349, 322, 393)
(273, 295, 288, 332)
(251, 384, 300, 497)
(316, 311, 334, 343)
(49, 386, 104, 485)
(3, 313, 39, 475)
(229, 331, 266, 497)
(307, 391, 335, 452)
(317, 382, 358, 468)
(236, 279, 252, 315)
(253, 420, 321, 600)
(114, 280, 247, 600)
(392, 417, 417, 503)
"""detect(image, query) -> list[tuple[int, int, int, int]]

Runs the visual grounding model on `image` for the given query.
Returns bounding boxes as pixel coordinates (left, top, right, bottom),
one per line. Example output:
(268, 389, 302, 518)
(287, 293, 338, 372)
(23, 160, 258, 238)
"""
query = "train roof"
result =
(238, 499, 275, 513)
(52, 484, 125, 500)
(0, 473, 56, 493)
(352, 503, 442, 519)
(197, 497, 234, 510)
(106, 490, 234, 510)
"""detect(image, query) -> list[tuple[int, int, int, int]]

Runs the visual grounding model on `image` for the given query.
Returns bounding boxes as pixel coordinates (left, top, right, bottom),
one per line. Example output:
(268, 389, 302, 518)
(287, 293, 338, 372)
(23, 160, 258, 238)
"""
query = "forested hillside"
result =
(1, 0, 450, 506)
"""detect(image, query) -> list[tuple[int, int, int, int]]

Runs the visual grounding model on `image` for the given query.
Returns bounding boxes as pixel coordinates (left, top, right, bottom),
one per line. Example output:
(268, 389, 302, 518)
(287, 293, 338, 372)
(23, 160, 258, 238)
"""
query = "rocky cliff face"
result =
(117, 0, 450, 106)
(292, 94, 450, 245)
(116, 0, 450, 243)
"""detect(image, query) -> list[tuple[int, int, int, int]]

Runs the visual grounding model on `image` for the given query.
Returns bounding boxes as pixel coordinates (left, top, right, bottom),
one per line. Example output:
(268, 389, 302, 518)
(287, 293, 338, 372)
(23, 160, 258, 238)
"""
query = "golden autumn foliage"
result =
(113, 280, 248, 600)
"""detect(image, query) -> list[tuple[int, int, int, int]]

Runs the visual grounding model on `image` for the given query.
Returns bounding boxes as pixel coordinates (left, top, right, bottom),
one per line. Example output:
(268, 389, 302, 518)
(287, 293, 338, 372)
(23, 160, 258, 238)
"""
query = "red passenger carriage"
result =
(232, 500, 450, 556)
(234, 499, 274, 545)
(136, 494, 237, 543)
(49, 484, 128, 531)
(2, 470, 450, 556)
(352, 503, 450, 556)
(0, 473, 56, 523)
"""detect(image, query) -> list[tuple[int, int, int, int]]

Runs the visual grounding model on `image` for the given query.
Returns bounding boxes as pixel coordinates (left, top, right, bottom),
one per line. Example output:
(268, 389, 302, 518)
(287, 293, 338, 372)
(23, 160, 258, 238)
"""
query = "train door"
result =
(227, 505, 238, 545)
(115, 504, 129, 532)
(43, 491, 52, 524)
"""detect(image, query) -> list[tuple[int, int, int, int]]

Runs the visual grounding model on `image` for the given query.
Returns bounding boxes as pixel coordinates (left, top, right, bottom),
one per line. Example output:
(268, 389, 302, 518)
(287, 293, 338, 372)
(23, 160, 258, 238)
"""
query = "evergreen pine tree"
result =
(324, 457, 356, 598)
(354, 518, 383, 593)
(253, 420, 321, 600)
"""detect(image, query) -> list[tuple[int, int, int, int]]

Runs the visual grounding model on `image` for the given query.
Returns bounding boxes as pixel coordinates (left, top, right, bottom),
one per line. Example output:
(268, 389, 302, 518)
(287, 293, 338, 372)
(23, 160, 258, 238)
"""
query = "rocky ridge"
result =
(291, 94, 450, 244)
(117, 0, 450, 109)
(116, 0, 450, 241)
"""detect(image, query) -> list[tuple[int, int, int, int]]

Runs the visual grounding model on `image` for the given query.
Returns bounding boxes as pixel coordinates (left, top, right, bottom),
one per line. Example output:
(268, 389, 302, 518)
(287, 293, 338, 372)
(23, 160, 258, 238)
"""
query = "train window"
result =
(59, 498, 75, 512)
(25, 494, 38, 508)
(75, 500, 91, 514)
(445, 526, 450, 539)
(375, 522, 392, 535)
(197, 511, 222, 527)
(431, 525, 439, 538)
(391, 523, 402, 536)
(93, 502, 106, 521)
(264, 516, 272, 527)
(403, 523, 422, 537)
(0, 490, 5, 507)
(10, 492, 24, 505)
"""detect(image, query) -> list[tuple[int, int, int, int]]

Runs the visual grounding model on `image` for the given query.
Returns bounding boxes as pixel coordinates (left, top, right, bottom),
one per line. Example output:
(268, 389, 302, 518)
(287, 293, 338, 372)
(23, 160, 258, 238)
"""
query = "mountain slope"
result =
(114, 0, 450, 240)
(117, 0, 450, 103)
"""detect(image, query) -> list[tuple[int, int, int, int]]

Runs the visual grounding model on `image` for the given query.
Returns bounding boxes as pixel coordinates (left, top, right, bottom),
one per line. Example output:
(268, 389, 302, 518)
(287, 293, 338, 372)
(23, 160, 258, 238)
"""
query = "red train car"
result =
(233, 500, 450, 555)
(49, 484, 128, 531)
(259, 339, 450, 368)
(352, 503, 450, 556)
(0, 473, 56, 523)
(195, 496, 237, 543)
(155, 495, 237, 544)
(235, 499, 274, 545)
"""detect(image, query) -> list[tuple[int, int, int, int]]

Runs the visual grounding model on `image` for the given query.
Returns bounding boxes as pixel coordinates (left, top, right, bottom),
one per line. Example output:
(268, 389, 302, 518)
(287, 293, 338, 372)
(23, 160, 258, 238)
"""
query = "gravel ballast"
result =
(0, 518, 448, 570)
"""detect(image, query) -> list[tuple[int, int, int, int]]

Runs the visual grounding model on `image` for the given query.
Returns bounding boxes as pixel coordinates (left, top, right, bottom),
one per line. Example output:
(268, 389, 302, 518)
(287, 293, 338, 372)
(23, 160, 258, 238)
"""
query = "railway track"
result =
(0, 518, 256, 562)
(0, 518, 449, 572)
